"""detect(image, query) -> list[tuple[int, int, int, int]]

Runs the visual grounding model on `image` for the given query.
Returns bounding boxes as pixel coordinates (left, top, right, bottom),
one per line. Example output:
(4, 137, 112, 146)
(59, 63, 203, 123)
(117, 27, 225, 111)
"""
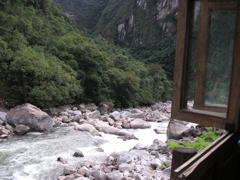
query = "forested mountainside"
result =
(54, 0, 178, 79)
(0, 0, 171, 108)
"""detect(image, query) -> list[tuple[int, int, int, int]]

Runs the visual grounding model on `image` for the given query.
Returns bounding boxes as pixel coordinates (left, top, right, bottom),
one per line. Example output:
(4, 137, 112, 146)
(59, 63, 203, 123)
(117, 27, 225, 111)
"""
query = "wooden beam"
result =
(172, 109, 225, 129)
(171, 0, 190, 114)
(173, 133, 234, 179)
(171, 148, 198, 180)
(227, 1, 240, 132)
(193, 0, 209, 110)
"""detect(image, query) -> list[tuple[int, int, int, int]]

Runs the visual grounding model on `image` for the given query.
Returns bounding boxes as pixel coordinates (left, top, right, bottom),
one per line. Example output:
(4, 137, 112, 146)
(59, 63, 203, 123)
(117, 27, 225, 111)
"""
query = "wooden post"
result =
(170, 148, 198, 180)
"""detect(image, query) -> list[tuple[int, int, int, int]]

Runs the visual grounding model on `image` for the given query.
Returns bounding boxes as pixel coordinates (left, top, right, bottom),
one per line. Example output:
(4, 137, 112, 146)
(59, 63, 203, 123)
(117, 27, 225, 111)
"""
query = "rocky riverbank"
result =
(0, 102, 225, 180)
(58, 138, 172, 180)
(49, 102, 173, 180)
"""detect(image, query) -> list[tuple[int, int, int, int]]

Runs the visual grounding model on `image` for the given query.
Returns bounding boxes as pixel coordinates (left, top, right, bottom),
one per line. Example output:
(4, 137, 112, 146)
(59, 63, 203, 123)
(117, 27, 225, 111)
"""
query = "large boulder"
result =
(7, 104, 54, 132)
(167, 120, 189, 140)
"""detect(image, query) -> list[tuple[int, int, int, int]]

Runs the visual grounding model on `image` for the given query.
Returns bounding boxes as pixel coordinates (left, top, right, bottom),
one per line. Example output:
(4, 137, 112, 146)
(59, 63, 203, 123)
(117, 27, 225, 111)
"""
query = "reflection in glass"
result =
(186, 1, 200, 109)
(184, 0, 237, 117)
(205, 11, 236, 105)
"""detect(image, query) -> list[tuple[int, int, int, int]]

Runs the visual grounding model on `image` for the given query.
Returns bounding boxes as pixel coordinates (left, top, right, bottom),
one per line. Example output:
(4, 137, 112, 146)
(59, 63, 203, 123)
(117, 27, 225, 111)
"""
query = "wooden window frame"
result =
(171, 0, 240, 131)
(172, 132, 238, 180)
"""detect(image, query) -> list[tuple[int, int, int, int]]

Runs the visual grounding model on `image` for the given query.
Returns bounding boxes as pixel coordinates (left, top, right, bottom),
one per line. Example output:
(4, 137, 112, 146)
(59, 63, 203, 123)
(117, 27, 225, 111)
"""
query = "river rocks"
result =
(98, 103, 111, 115)
(75, 123, 97, 132)
(85, 103, 98, 111)
(87, 110, 101, 119)
(92, 170, 107, 180)
(58, 135, 173, 180)
(117, 153, 134, 165)
(73, 150, 84, 157)
(60, 111, 69, 116)
(57, 157, 68, 164)
(182, 127, 202, 137)
(148, 139, 169, 155)
(14, 124, 30, 135)
(49, 101, 173, 141)
(109, 111, 121, 121)
(7, 103, 54, 132)
(133, 143, 147, 150)
(78, 104, 87, 113)
(118, 163, 133, 172)
(0, 112, 7, 123)
(107, 171, 124, 180)
(96, 123, 136, 139)
(61, 116, 71, 123)
(150, 159, 162, 170)
(68, 110, 82, 116)
(78, 166, 88, 176)
(64, 167, 77, 175)
(162, 167, 171, 179)
(0, 126, 12, 138)
(0, 126, 9, 134)
(75, 177, 88, 180)
(154, 127, 166, 134)
(130, 119, 151, 129)
(72, 115, 82, 122)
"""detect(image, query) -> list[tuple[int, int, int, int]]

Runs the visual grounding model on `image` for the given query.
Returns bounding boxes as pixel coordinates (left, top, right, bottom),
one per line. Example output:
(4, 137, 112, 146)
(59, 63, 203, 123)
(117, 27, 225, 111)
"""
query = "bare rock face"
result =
(7, 104, 54, 132)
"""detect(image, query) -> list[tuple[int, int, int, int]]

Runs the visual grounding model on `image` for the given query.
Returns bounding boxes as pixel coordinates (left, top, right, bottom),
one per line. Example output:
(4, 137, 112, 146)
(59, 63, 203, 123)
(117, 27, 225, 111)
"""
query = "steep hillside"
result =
(0, 0, 171, 108)
(54, 0, 178, 79)
(54, 0, 178, 46)
(53, 0, 108, 31)
(96, 0, 178, 46)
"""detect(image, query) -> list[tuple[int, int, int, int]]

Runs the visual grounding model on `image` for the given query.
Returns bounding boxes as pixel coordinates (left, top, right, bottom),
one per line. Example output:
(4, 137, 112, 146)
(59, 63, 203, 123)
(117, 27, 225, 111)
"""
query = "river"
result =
(0, 122, 168, 180)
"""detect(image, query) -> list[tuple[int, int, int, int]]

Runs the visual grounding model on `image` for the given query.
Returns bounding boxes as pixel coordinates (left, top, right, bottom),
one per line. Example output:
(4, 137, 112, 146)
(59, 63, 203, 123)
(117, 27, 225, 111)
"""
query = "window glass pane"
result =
(187, 1, 200, 109)
(205, 11, 236, 105)
(184, 0, 237, 117)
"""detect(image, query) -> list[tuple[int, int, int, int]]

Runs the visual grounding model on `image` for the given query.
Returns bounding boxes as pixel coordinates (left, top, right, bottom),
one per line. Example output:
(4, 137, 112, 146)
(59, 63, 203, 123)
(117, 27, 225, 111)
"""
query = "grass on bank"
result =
(168, 131, 221, 151)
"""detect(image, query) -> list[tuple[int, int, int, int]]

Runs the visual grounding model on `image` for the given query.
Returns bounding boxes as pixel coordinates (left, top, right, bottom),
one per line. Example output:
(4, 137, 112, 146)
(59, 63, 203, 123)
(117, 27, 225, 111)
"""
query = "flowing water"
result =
(0, 122, 168, 180)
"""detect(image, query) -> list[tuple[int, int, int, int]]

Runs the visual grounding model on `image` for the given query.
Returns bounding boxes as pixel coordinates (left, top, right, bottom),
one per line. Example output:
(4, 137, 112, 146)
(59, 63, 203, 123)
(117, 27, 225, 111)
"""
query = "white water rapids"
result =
(0, 122, 169, 180)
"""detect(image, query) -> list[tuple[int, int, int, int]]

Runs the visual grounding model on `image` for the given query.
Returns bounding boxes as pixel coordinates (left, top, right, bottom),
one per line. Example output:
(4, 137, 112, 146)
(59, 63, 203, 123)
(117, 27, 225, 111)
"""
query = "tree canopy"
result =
(0, 0, 171, 108)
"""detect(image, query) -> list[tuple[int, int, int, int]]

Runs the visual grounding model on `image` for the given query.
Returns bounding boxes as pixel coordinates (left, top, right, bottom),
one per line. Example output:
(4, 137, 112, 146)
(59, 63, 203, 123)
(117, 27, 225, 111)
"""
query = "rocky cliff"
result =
(54, 0, 178, 47)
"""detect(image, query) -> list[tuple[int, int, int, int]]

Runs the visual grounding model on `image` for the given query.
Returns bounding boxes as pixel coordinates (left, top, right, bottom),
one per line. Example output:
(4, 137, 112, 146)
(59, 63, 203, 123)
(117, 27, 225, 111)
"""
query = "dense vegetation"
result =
(54, 0, 177, 80)
(0, 0, 171, 108)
